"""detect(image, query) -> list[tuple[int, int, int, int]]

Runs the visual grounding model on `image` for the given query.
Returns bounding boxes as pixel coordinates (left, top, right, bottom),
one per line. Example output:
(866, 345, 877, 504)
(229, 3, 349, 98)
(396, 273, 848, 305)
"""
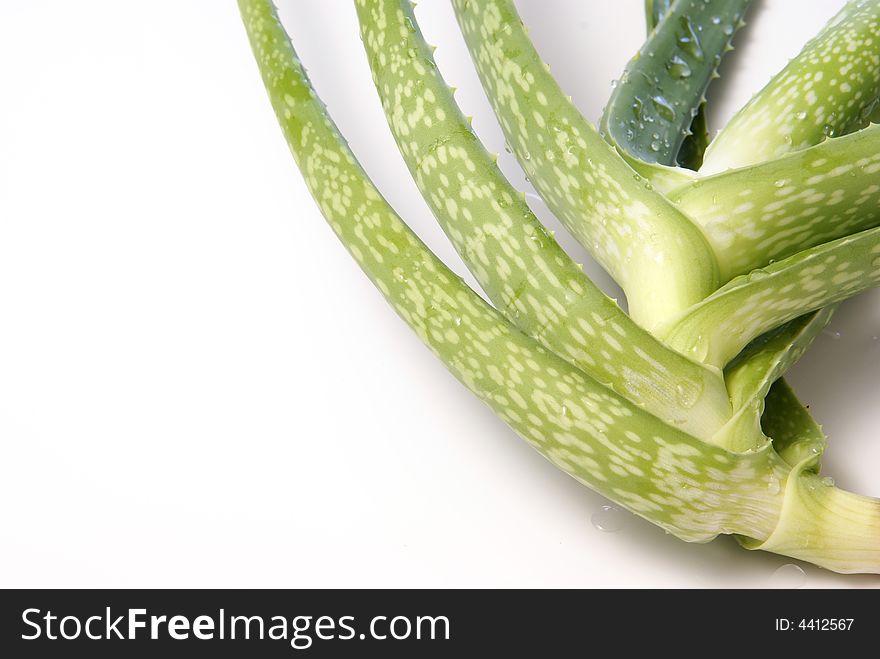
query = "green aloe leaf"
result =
(646, 0, 675, 31)
(701, 0, 880, 174)
(670, 123, 880, 281)
(451, 0, 720, 329)
(603, 0, 750, 168)
(761, 378, 827, 470)
(715, 308, 833, 453)
(662, 227, 880, 368)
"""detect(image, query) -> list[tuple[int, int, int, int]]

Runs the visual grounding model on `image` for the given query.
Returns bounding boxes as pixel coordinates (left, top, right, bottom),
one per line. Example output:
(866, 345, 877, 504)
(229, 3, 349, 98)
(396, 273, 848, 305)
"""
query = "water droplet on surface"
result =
(560, 405, 568, 417)
(676, 16, 704, 61)
(795, 111, 807, 120)
(769, 564, 806, 589)
(454, 316, 462, 327)
(822, 476, 835, 487)
(774, 179, 787, 188)
(591, 505, 625, 532)
(666, 55, 692, 79)
(822, 124, 836, 137)
(675, 383, 698, 409)
(652, 95, 676, 122)
(650, 140, 661, 151)
(523, 151, 531, 161)
(767, 477, 781, 495)
(610, 78, 618, 89)
(823, 329, 842, 340)
(710, 15, 721, 24)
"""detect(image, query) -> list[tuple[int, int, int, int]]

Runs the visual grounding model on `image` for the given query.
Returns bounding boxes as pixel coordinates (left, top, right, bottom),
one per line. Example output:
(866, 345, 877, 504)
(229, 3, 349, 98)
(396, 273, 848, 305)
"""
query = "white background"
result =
(1, 0, 877, 588)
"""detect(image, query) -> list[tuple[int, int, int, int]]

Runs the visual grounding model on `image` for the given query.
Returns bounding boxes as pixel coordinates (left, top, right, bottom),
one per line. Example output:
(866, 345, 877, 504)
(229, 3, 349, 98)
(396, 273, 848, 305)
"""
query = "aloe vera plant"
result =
(239, 0, 880, 573)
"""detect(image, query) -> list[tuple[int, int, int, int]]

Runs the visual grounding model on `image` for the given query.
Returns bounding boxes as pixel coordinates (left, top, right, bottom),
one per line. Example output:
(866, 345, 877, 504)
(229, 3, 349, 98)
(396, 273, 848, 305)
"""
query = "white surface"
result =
(0, 0, 876, 588)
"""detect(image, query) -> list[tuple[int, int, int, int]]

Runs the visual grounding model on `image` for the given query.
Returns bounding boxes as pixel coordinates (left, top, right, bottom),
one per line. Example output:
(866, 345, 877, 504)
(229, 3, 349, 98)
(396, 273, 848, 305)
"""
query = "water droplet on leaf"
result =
(667, 55, 692, 79)
(675, 384, 698, 409)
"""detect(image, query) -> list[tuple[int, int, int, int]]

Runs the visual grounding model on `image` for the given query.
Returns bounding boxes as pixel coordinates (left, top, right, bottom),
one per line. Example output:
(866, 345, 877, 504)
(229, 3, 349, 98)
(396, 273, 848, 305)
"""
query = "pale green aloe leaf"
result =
(451, 0, 720, 330)
(239, 0, 880, 574)
(602, 0, 750, 168)
(662, 227, 880, 368)
(713, 308, 834, 453)
(701, 0, 880, 174)
(670, 123, 880, 281)
(761, 379, 827, 471)
(354, 0, 730, 438)
(725, 308, 834, 411)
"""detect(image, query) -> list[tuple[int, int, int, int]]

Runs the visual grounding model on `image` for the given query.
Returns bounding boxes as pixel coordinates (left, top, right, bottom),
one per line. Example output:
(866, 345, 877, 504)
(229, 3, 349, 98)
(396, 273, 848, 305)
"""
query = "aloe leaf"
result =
(701, 0, 880, 174)
(761, 378, 827, 470)
(713, 308, 834, 453)
(645, 0, 674, 34)
(603, 0, 750, 169)
(240, 0, 880, 574)
(675, 91, 710, 171)
(643, 0, 713, 171)
(725, 308, 834, 411)
(662, 227, 880, 368)
(355, 0, 730, 436)
(451, 0, 720, 329)
(670, 123, 880, 281)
